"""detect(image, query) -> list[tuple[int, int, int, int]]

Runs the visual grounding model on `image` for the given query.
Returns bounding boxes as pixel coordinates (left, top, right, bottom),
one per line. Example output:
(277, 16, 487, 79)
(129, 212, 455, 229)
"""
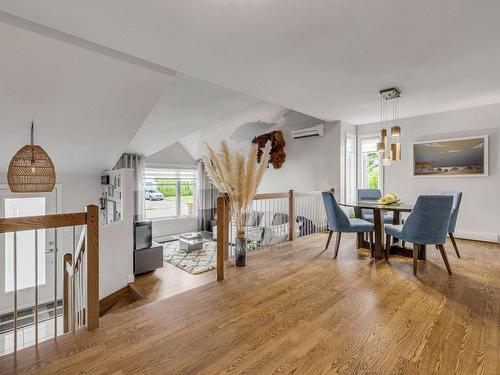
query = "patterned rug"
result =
(163, 240, 216, 275)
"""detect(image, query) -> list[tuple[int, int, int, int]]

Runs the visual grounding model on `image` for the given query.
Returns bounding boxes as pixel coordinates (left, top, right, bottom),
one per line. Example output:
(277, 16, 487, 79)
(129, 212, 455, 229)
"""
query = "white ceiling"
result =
(1, 1, 500, 124)
(126, 73, 278, 156)
(0, 20, 171, 173)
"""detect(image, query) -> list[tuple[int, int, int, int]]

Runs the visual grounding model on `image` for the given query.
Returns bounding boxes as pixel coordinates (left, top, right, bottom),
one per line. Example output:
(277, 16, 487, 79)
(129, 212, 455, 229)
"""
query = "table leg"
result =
(392, 211, 401, 225)
(353, 207, 364, 249)
(419, 245, 426, 260)
(391, 210, 401, 245)
(373, 208, 384, 259)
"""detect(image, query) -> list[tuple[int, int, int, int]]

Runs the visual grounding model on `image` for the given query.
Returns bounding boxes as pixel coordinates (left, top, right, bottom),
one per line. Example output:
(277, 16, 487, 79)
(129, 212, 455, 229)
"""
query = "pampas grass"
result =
(202, 141, 271, 236)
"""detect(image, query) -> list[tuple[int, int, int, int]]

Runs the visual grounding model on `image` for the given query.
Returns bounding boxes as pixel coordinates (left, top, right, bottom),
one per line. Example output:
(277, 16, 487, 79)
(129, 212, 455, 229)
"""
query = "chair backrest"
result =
(358, 189, 382, 201)
(440, 191, 462, 233)
(402, 195, 453, 245)
(322, 191, 350, 232)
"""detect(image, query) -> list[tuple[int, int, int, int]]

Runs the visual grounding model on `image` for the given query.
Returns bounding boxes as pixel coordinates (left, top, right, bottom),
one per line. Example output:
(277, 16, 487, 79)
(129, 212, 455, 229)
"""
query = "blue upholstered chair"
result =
(384, 195, 453, 275)
(357, 189, 393, 224)
(322, 191, 375, 258)
(440, 192, 462, 258)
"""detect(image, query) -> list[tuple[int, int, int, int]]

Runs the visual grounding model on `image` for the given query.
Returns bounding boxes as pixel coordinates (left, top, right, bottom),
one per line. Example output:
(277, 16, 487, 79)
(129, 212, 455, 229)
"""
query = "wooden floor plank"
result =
(1, 234, 499, 374)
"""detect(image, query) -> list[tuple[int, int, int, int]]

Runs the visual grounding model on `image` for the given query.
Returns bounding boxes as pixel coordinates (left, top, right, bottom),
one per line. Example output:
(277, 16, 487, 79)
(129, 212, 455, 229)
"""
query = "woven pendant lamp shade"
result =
(7, 123, 56, 193)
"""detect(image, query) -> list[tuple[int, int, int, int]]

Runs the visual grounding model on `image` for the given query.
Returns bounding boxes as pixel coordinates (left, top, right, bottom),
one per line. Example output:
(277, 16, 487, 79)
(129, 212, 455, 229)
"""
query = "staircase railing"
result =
(0, 204, 99, 355)
(216, 190, 332, 281)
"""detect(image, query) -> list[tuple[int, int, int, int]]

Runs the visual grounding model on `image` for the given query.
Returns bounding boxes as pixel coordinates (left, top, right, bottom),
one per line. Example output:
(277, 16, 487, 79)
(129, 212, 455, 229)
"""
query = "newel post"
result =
(216, 196, 229, 281)
(288, 190, 296, 241)
(86, 204, 99, 330)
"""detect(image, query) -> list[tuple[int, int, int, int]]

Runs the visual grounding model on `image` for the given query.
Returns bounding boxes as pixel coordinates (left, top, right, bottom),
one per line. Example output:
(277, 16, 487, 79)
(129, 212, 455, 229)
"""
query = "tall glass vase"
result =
(235, 233, 247, 267)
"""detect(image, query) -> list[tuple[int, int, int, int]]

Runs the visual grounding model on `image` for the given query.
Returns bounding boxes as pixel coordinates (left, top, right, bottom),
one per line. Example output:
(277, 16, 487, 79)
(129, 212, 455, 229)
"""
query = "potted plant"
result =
(202, 141, 271, 266)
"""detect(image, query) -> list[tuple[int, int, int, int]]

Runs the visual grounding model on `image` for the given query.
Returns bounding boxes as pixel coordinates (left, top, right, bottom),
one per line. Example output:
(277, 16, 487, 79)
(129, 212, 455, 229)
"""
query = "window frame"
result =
(357, 133, 384, 193)
(144, 168, 197, 221)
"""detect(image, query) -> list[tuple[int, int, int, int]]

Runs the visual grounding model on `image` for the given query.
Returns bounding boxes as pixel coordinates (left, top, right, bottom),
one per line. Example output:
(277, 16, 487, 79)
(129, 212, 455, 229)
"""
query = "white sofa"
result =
(212, 211, 293, 246)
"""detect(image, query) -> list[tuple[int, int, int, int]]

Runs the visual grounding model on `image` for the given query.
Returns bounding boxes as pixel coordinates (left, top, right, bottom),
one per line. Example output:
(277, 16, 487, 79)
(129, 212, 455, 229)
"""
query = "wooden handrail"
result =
(0, 212, 87, 233)
(253, 192, 289, 200)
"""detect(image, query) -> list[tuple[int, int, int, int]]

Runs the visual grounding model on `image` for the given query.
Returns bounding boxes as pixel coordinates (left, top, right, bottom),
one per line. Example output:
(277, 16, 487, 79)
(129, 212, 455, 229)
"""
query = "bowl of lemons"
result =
(377, 192, 400, 205)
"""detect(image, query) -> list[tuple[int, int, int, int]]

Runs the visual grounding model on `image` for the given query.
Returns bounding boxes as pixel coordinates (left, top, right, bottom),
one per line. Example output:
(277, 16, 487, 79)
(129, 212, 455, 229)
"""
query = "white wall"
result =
(152, 217, 197, 239)
(0, 173, 100, 213)
(146, 142, 196, 167)
(358, 103, 500, 243)
(99, 169, 134, 298)
(258, 119, 342, 193)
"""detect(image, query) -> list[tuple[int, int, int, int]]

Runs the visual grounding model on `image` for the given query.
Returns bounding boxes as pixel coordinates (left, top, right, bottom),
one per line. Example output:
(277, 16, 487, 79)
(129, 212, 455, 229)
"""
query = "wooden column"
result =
(216, 196, 228, 281)
(288, 190, 296, 241)
(63, 253, 72, 334)
(373, 208, 384, 259)
(353, 207, 364, 249)
(86, 205, 99, 330)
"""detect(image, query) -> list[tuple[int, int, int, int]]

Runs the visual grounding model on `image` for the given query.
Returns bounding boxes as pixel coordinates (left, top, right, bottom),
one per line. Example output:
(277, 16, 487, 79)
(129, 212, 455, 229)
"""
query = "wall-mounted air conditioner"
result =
(290, 124, 325, 140)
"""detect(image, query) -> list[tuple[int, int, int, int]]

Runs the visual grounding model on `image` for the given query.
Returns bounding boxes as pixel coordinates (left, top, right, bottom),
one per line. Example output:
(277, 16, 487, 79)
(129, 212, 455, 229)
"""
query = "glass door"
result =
(0, 191, 58, 315)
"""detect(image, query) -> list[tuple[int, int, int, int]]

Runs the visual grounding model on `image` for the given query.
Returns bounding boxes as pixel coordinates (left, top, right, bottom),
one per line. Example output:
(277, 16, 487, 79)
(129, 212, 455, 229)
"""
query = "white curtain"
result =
(196, 159, 219, 232)
(114, 153, 145, 222)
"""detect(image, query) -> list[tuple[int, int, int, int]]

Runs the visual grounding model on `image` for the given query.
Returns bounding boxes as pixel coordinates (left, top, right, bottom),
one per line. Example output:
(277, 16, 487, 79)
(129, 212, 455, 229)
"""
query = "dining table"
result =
(339, 199, 421, 260)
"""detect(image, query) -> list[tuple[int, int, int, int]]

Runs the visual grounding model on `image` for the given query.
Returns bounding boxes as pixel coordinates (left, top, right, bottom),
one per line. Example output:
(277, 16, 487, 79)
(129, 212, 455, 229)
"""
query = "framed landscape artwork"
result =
(413, 135, 488, 177)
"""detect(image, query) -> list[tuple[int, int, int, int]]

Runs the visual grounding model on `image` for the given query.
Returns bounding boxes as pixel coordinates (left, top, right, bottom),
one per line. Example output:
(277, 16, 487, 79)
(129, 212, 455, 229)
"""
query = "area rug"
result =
(163, 240, 216, 275)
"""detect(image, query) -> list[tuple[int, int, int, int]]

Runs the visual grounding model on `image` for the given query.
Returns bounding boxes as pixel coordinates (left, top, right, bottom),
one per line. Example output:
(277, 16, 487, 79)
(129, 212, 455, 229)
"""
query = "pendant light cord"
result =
(30, 121, 34, 145)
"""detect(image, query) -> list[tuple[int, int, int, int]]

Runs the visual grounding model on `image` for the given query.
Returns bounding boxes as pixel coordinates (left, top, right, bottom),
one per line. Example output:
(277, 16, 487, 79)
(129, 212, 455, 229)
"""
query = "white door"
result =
(0, 190, 59, 314)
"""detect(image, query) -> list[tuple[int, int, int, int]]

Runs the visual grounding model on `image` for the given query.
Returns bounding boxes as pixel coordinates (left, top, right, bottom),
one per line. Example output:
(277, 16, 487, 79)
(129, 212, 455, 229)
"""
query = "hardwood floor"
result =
(132, 261, 215, 302)
(1, 233, 499, 374)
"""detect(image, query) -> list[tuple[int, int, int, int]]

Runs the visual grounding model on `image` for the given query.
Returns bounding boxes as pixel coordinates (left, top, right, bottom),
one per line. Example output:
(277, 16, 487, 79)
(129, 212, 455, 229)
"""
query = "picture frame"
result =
(413, 135, 488, 177)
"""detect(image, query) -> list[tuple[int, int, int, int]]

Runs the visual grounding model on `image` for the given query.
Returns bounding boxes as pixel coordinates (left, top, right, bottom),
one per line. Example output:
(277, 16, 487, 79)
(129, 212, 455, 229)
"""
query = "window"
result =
(358, 135, 382, 190)
(344, 133, 357, 202)
(144, 168, 196, 220)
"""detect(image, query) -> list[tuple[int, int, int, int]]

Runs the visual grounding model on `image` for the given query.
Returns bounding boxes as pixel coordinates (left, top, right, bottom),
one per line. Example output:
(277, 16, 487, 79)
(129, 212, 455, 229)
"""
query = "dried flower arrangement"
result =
(202, 141, 271, 237)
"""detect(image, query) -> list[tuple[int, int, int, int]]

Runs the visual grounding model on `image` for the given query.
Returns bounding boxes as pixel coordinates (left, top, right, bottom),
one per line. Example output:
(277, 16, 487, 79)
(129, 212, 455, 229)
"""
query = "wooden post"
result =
(86, 205, 99, 330)
(288, 190, 296, 241)
(63, 253, 72, 334)
(216, 196, 228, 281)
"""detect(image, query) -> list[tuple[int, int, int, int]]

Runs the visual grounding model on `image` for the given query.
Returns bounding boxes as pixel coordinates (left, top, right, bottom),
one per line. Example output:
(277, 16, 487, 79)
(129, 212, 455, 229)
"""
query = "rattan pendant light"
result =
(7, 122, 56, 193)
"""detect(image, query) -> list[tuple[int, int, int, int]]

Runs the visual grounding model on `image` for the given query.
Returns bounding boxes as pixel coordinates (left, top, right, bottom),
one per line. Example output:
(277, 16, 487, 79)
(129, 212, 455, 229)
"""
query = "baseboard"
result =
(453, 231, 499, 243)
(99, 286, 131, 317)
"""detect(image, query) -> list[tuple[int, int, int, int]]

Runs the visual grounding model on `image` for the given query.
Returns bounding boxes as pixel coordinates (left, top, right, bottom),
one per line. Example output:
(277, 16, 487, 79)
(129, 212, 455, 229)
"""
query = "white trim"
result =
(357, 133, 384, 193)
(145, 162, 197, 169)
(0, 184, 63, 214)
(412, 135, 489, 177)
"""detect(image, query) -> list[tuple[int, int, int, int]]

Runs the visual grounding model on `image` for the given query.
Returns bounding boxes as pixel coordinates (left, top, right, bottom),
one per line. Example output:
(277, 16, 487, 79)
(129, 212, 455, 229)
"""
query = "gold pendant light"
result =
(379, 88, 402, 165)
(8, 122, 56, 193)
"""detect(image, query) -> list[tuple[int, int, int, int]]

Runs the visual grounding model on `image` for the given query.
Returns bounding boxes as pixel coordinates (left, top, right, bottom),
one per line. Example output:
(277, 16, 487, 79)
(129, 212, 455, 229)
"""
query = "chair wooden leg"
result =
(385, 234, 391, 260)
(333, 232, 342, 259)
(412, 244, 419, 275)
(324, 230, 334, 250)
(449, 233, 460, 258)
(437, 244, 452, 275)
(369, 231, 374, 257)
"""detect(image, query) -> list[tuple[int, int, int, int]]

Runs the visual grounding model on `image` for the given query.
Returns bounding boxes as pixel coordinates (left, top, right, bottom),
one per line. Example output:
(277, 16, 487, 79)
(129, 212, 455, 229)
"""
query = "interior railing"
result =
(216, 189, 332, 280)
(0, 205, 99, 355)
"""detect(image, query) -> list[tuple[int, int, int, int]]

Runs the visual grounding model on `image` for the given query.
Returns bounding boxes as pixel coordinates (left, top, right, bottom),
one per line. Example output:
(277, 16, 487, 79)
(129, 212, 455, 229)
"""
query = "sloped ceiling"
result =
(1, 1, 500, 124)
(0, 20, 172, 173)
(126, 73, 275, 157)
